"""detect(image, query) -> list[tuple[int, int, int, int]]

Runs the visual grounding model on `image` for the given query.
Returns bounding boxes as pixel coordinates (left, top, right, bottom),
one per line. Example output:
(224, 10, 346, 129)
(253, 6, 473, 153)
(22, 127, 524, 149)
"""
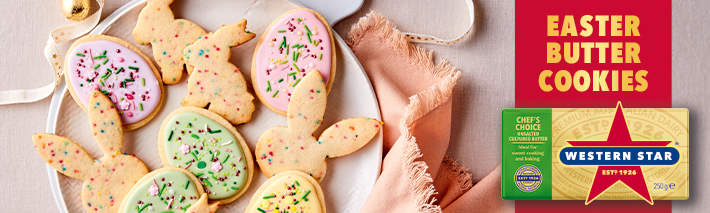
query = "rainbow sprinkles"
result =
(253, 9, 336, 115)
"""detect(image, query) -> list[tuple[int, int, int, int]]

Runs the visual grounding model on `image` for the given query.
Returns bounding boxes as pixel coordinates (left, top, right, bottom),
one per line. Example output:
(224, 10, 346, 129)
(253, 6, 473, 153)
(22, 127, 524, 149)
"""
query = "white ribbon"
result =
(0, 0, 104, 105)
(402, 0, 475, 45)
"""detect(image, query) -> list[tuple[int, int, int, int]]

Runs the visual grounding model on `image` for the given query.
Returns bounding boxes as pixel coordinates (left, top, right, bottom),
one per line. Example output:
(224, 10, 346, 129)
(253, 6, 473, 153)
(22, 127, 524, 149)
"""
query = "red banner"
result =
(515, 0, 672, 109)
(515, 0, 672, 211)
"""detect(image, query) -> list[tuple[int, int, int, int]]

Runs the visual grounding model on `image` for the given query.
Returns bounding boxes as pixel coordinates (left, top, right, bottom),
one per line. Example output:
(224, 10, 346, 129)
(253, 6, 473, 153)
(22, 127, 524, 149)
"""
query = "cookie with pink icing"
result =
(133, 0, 207, 84)
(252, 8, 336, 115)
(255, 71, 381, 182)
(65, 34, 164, 131)
(32, 90, 149, 213)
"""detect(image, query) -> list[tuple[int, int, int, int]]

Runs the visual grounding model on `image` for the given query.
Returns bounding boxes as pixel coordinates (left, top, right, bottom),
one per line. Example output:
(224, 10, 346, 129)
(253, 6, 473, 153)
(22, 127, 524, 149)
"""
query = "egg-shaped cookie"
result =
(118, 167, 207, 213)
(252, 8, 336, 115)
(65, 34, 163, 131)
(244, 171, 326, 213)
(158, 107, 254, 204)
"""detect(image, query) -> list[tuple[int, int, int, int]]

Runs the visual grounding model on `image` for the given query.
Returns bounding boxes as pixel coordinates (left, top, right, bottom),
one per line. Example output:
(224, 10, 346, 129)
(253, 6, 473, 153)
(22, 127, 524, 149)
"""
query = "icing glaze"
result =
(163, 112, 248, 199)
(255, 9, 332, 112)
(122, 170, 200, 213)
(249, 175, 322, 213)
(68, 40, 161, 125)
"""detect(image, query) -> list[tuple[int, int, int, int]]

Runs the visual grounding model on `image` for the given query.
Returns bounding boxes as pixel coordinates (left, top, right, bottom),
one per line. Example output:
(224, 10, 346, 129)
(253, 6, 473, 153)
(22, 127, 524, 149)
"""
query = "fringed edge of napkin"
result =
(348, 12, 467, 213)
(443, 155, 474, 195)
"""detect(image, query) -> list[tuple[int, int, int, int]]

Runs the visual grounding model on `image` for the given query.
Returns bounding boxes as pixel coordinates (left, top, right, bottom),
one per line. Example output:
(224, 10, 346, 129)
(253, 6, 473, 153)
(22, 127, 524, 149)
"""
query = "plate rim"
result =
(44, 0, 382, 212)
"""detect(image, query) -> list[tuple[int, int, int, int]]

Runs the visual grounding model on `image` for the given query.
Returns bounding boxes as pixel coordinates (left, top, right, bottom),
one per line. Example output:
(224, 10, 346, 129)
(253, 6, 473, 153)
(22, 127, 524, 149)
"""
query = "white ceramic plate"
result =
(44, 0, 382, 212)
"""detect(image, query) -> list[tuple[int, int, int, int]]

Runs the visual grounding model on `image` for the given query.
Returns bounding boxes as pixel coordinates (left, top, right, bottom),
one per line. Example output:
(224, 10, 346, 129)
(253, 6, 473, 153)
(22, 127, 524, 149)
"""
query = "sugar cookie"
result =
(158, 107, 254, 204)
(117, 167, 220, 213)
(182, 20, 256, 125)
(65, 34, 164, 131)
(32, 91, 149, 213)
(252, 8, 336, 115)
(255, 71, 381, 181)
(133, 0, 207, 84)
(244, 171, 325, 213)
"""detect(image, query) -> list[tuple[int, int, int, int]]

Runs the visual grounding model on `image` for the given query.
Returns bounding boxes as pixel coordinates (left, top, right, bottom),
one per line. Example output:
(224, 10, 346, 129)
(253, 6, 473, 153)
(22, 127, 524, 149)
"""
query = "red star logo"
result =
(567, 102, 672, 205)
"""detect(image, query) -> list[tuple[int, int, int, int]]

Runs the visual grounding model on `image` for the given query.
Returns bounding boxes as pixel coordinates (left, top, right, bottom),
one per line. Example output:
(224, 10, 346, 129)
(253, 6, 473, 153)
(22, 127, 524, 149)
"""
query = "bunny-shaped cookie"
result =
(32, 90, 149, 213)
(181, 20, 256, 125)
(133, 0, 207, 84)
(255, 71, 382, 181)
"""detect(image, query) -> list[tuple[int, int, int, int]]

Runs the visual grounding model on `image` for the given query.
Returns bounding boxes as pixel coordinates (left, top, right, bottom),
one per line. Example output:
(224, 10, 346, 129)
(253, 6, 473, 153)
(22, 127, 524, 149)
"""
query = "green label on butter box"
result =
(502, 109, 552, 200)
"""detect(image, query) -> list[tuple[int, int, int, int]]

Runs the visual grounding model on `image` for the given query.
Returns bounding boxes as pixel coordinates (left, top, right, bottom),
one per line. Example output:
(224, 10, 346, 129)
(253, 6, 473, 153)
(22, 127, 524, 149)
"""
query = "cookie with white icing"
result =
(32, 91, 149, 213)
(244, 171, 326, 213)
(117, 167, 220, 213)
(133, 0, 207, 84)
(158, 107, 254, 204)
(255, 71, 382, 182)
(65, 34, 164, 131)
(181, 19, 256, 125)
(252, 8, 336, 115)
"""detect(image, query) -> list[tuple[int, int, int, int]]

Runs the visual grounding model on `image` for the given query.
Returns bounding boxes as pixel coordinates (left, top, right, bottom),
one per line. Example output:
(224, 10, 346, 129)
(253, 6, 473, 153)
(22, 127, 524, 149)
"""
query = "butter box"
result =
(501, 106, 688, 203)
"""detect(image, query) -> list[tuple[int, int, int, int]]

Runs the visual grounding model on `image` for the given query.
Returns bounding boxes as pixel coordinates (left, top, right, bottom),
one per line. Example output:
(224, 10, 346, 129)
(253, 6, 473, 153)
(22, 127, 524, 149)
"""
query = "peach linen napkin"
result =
(346, 12, 509, 212)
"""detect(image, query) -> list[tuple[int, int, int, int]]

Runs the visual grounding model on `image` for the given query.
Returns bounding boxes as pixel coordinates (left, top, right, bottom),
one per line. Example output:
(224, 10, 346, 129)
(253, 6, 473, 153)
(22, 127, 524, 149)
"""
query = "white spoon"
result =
(292, 0, 364, 25)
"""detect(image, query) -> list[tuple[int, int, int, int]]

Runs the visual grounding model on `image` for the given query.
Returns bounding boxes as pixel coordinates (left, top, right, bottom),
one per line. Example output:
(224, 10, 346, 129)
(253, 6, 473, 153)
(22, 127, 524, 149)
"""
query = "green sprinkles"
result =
(278, 30, 287, 33)
(278, 78, 284, 83)
(231, 186, 239, 190)
(191, 152, 199, 161)
(102, 50, 107, 55)
(222, 154, 230, 163)
(139, 103, 143, 111)
(208, 129, 222, 134)
(302, 190, 311, 200)
(138, 204, 148, 212)
(272, 90, 279, 97)
(295, 180, 300, 186)
(76, 53, 85, 57)
(204, 179, 213, 187)
(266, 80, 272, 92)
(142, 78, 146, 86)
(257, 208, 266, 213)
(263, 195, 275, 199)
(319, 53, 323, 60)
(191, 134, 199, 139)
(288, 71, 297, 76)
(185, 180, 190, 189)
(128, 66, 139, 70)
(304, 25, 313, 35)
(158, 183, 166, 196)
(167, 130, 173, 141)
(292, 78, 301, 87)
(93, 64, 101, 70)
(125, 78, 135, 82)
(93, 55, 106, 59)
(102, 59, 108, 65)
(194, 172, 204, 177)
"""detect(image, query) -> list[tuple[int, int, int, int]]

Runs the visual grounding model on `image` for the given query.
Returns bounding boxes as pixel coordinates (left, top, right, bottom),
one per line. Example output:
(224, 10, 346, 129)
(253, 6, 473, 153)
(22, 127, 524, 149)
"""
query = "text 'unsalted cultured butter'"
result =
(501, 105, 688, 204)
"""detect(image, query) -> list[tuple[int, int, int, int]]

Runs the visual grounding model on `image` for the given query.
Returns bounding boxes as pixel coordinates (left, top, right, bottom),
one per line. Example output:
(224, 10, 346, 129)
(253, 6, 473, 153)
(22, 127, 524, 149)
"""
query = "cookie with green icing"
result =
(117, 167, 218, 213)
(245, 171, 325, 213)
(158, 107, 254, 204)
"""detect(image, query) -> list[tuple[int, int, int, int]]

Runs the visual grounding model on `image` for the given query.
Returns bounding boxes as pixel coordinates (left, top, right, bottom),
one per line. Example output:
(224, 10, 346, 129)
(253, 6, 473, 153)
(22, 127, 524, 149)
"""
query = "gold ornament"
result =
(60, 0, 90, 21)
